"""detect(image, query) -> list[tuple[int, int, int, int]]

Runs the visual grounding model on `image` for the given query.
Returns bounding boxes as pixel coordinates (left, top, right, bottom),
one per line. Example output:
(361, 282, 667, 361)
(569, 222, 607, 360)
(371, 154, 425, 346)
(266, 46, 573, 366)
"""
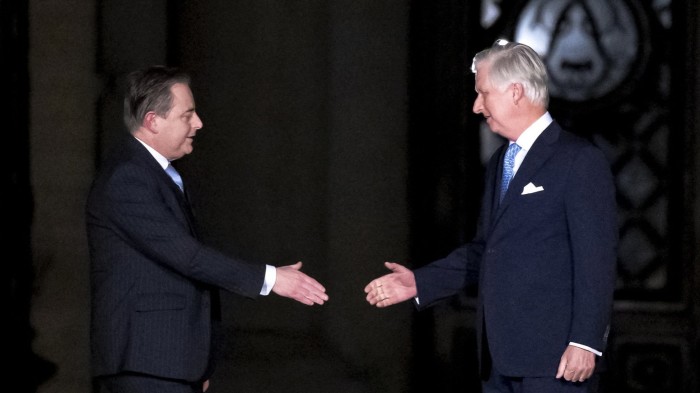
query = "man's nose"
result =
(193, 112, 203, 130)
(472, 96, 482, 114)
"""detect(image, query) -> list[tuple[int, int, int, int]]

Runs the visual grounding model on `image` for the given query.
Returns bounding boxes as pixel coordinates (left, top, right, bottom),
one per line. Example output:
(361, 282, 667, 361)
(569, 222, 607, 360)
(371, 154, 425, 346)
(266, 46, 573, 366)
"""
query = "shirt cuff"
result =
(569, 342, 602, 356)
(260, 265, 276, 296)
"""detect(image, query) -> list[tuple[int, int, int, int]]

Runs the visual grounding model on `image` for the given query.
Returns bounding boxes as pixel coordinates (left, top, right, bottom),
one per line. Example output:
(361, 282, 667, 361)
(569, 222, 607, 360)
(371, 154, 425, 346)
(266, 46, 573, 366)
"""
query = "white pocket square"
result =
(521, 182, 544, 195)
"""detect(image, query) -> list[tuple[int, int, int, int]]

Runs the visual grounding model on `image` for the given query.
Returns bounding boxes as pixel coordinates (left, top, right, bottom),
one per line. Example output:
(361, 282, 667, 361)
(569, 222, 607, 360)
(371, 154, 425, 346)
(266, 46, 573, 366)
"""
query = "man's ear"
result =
(143, 111, 158, 133)
(511, 82, 524, 104)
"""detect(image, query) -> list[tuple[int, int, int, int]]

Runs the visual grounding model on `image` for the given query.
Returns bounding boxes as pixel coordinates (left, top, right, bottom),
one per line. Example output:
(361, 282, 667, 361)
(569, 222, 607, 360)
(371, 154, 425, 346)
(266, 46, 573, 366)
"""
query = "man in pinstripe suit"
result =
(86, 66, 328, 393)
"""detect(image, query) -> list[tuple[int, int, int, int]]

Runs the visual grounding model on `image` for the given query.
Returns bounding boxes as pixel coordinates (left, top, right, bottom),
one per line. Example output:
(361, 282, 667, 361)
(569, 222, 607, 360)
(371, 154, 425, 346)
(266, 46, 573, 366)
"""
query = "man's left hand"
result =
(556, 345, 596, 383)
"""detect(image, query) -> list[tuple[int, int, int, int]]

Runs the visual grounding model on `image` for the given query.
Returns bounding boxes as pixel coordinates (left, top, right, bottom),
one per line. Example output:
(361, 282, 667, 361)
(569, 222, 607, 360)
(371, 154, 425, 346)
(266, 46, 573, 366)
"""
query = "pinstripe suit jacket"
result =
(414, 121, 618, 377)
(86, 136, 266, 381)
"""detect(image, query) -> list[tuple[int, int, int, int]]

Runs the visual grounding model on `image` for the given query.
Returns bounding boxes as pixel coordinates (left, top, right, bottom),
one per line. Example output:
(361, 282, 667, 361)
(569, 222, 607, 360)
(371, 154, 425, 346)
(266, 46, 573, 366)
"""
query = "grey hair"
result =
(471, 39, 549, 108)
(123, 66, 191, 133)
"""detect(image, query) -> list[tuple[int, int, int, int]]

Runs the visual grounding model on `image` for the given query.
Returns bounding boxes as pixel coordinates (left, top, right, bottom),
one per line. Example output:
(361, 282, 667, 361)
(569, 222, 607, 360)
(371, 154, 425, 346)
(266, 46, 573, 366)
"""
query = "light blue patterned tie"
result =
(165, 164, 184, 192)
(500, 143, 521, 203)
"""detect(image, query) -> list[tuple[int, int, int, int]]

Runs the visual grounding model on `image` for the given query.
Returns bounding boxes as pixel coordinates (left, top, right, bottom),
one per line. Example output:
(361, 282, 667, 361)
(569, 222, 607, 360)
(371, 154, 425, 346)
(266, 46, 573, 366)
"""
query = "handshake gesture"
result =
(363, 262, 417, 308)
(274, 261, 417, 308)
(273, 261, 329, 305)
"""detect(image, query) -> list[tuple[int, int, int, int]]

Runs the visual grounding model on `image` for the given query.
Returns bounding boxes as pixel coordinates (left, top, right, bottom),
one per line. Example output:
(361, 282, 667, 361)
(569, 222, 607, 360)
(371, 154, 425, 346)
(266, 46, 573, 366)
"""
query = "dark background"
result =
(4, 1, 699, 392)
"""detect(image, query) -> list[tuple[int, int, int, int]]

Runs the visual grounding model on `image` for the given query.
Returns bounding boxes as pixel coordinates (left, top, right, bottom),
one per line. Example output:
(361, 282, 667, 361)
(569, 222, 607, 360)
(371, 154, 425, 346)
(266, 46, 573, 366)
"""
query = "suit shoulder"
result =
(90, 146, 158, 197)
(546, 126, 611, 173)
(557, 129, 607, 157)
(557, 128, 592, 146)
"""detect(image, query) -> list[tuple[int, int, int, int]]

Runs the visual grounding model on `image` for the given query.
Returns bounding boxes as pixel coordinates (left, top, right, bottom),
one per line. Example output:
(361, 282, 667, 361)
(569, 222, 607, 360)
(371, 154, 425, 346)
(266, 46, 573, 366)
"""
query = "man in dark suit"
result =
(86, 66, 328, 393)
(364, 40, 617, 392)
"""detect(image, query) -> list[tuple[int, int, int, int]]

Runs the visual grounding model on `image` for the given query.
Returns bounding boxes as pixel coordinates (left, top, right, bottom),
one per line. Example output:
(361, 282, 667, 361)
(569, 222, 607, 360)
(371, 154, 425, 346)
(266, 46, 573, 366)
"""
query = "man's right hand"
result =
(364, 262, 417, 308)
(272, 262, 328, 305)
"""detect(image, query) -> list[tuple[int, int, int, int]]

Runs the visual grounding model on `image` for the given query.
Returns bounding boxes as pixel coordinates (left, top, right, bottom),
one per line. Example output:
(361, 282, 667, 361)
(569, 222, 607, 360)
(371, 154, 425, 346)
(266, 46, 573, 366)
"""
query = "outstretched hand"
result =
(364, 262, 417, 308)
(272, 262, 328, 306)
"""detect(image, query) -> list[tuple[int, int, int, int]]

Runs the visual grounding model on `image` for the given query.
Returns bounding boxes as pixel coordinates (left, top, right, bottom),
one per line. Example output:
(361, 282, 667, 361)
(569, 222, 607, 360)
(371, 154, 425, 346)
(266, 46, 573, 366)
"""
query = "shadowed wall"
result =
(20, 1, 700, 393)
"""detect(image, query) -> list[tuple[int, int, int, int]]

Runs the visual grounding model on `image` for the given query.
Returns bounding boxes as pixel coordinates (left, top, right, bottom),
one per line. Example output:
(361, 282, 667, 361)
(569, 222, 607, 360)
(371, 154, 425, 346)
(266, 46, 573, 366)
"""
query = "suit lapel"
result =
(168, 176, 199, 239)
(491, 122, 561, 225)
(181, 189, 200, 239)
(127, 137, 200, 238)
(484, 144, 507, 233)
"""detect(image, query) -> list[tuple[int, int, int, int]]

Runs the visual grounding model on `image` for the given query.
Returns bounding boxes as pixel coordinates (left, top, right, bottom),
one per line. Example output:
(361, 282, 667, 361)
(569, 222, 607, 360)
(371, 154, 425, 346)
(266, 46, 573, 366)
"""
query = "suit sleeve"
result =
(565, 145, 618, 352)
(413, 242, 482, 311)
(99, 163, 265, 298)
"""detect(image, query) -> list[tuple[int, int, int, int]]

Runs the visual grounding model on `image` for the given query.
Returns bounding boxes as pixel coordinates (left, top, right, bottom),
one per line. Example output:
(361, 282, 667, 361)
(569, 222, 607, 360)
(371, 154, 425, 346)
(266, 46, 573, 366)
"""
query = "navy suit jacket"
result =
(86, 136, 266, 381)
(414, 121, 618, 377)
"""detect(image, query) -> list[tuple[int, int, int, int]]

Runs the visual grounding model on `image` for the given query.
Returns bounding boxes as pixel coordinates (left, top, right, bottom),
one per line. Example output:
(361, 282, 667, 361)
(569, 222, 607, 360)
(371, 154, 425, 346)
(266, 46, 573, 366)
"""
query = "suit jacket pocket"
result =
(136, 293, 186, 312)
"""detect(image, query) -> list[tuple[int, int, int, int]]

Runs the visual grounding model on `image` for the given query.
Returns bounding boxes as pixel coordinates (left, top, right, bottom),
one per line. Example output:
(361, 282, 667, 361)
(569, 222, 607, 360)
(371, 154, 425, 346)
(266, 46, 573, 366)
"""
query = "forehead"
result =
(170, 83, 194, 107)
(474, 62, 492, 90)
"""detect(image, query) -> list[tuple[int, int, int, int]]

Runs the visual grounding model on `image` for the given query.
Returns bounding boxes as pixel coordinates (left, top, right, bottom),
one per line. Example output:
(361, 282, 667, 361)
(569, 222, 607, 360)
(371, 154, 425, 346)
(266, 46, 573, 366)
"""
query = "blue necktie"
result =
(500, 143, 521, 203)
(165, 164, 184, 192)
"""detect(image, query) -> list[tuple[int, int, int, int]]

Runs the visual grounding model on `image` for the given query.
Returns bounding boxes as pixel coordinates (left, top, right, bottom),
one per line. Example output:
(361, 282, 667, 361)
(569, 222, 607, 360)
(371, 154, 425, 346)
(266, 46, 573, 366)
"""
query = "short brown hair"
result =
(123, 65, 191, 132)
